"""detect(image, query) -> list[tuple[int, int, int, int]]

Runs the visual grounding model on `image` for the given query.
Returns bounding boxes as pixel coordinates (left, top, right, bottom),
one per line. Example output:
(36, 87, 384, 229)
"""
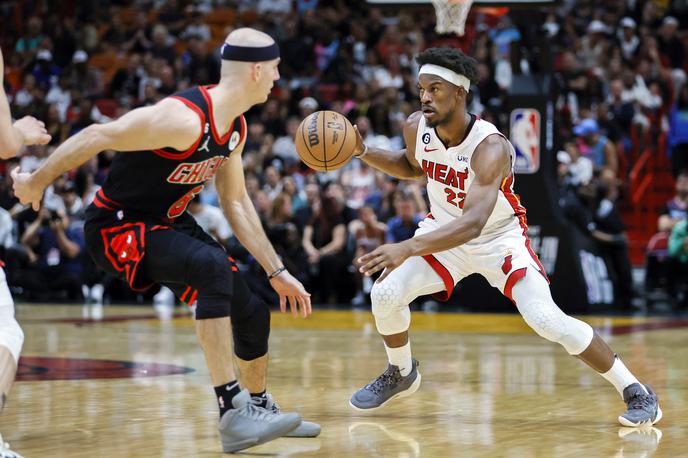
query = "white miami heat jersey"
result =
(414, 113, 526, 242)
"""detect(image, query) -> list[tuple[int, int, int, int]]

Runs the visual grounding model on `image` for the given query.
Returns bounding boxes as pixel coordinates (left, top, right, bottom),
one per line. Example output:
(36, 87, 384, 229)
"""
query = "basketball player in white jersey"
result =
(0, 47, 51, 458)
(348, 47, 660, 427)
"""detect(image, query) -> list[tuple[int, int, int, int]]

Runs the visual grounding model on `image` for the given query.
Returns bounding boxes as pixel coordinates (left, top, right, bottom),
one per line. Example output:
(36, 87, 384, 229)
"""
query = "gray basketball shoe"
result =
(256, 393, 322, 437)
(219, 389, 301, 453)
(349, 359, 421, 411)
(618, 384, 662, 427)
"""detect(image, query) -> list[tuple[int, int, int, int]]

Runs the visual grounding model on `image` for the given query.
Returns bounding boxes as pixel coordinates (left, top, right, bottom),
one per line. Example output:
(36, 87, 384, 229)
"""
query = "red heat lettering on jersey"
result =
(421, 159, 468, 191)
(167, 156, 226, 185)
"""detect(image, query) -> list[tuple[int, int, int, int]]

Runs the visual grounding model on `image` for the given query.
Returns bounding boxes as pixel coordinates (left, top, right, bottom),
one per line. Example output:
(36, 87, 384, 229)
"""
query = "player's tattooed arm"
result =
(358, 134, 511, 281)
(12, 98, 199, 210)
(352, 111, 425, 180)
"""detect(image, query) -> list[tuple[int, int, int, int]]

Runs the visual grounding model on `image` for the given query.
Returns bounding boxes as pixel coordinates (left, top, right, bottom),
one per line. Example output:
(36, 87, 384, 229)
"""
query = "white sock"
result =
(385, 342, 412, 376)
(600, 356, 647, 398)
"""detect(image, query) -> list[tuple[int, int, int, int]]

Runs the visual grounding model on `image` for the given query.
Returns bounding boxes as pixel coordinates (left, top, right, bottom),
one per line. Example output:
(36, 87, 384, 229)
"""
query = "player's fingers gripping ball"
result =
(295, 110, 357, 172)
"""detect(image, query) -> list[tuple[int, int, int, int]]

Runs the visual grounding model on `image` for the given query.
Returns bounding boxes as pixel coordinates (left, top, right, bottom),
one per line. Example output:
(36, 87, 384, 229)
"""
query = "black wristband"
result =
(268, 266, 287, 279)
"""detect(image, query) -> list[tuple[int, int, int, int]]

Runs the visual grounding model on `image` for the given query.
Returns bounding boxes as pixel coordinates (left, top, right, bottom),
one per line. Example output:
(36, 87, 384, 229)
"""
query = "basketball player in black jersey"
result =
(12, 28, 318, 453)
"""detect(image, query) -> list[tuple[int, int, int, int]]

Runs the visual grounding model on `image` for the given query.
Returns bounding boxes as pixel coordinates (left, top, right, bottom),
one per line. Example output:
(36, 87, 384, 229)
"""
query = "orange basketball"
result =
(294, 110, 357, 172)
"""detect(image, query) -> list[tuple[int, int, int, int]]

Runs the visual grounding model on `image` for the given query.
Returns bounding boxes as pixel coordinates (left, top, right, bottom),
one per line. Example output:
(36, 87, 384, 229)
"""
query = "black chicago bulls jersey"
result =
(93, 85, 246, 221)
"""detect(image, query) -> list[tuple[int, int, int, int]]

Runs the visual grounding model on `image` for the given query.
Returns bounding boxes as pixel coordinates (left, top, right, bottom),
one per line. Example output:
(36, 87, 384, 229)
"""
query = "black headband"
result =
(221, 42, 280, 62)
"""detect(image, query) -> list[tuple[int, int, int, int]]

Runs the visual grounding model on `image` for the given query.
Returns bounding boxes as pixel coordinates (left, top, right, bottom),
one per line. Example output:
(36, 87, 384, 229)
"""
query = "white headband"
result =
(418, 64, 470, 91)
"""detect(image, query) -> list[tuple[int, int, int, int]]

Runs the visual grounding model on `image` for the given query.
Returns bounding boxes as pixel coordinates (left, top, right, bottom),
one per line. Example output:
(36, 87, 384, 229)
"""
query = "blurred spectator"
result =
(658, 170, 688, 232)
(266, 192, 308, 282)
(669, 85, 688, 177)
(187, 195, 232, 246)
(272, 116, 300, 165)
(350, 205, 387, 306)
(657, 16, 685, 71)
(8, 207, 84, 301)
(14, 74, 38, 109)
(263, 166, 283, 200)
(606, 79, 635, 138)
(573, 118, 618, 174)
(341, 161, 379, 210)
(557, 140, 593, 187)
(67, 50, 103, 99)
(32, 49, 60, 91)
(157, 66, 178, 96)
(302, 194, 354, 303)
(150, 25, 177, 66)
(386, 190, 423, 243)
(182, 35, 220, 85)
(590, 169, 633, 308)
(298, 97, 319, 119)
(667, 218, 688, 306)
(46, 74, 72, 122)
(110, 53, 144, 105)
(295, 182, 321, 230)
(101, 11, 129, 50)
(182, 9, 211, 42)
(157, 0, 187, 36)
(617, 17, 639, 62)
(14, 16, 46, 63)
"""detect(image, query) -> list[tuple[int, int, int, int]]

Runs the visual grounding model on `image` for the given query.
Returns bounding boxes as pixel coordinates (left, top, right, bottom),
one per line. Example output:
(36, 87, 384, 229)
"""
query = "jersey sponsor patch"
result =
(510, 108, 540, 174)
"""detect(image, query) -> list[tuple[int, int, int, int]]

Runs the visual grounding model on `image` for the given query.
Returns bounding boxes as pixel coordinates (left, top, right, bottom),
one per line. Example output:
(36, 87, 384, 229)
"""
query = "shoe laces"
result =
(239, 402, 274, 421)
(366, 366, 402, 395)
(627, 392, 654, 412)
(250, 394, 280, 414)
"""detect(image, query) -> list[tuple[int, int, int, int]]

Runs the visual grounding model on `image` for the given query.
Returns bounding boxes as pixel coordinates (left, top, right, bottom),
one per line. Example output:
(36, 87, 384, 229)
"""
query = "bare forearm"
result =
(402, 218, 481, 257)
(55, 230, 80, 258)
(359, 148, 423, 180)
(224, 195, 282, 273)
(0, 89, 23, 157)
(31, 125, 101, 187)
(21, 220, 41, 246)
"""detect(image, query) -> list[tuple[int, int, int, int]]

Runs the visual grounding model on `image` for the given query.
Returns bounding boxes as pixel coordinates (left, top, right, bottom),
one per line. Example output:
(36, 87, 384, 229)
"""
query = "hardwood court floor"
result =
(3, 304, 686, 457)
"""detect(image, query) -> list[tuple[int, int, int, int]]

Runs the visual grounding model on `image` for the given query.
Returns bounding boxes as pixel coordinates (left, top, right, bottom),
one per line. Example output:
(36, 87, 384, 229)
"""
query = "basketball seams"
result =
(328, 111, 348, 163)
(295, 109, 355, 172)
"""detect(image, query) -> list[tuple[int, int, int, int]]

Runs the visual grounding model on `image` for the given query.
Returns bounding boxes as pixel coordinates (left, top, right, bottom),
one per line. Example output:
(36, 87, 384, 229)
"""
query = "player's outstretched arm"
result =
(216, 147, 312, 318)
(353, 111, 425, 180)
(358, 134, 511, 281)
(0, 47, 50, 158)
(12, 99, 200, 210)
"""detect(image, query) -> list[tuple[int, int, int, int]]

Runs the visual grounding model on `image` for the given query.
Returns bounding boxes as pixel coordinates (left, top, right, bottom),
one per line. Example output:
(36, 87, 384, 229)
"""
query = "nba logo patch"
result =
(510, 109, 540, 174)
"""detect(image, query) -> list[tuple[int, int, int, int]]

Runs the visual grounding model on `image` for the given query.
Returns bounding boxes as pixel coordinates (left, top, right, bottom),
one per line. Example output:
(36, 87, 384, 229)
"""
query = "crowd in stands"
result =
(1, 0, 687, 308)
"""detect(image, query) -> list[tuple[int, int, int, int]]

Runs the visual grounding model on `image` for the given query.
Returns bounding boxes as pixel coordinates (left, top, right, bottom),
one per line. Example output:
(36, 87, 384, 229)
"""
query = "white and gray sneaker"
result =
(0, 434, 24, 458)
(618, 384, 662, 427)
(255, 394, 321, 437)
(219, 389, 301, 453)
(349, 359, 421, 411)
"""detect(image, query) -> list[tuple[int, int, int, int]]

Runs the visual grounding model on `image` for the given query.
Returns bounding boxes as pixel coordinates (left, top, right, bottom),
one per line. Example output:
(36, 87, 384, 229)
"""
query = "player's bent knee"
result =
(371, 278, 406, 317)
(371, 280, 410, 335)
(0, 310, 23, 364)
(232, 295, 270, 361)
(520, 301, 593, 355)
(188, 248, 234, 319)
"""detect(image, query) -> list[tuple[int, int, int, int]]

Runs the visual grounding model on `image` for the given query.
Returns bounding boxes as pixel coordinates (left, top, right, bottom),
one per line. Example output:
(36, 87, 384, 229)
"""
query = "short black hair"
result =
(416, 47, 479, 85)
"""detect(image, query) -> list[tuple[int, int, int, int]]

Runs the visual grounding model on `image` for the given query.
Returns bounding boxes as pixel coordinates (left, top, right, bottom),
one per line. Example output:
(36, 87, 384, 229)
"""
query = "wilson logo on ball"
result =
(308, 113, 320, 147)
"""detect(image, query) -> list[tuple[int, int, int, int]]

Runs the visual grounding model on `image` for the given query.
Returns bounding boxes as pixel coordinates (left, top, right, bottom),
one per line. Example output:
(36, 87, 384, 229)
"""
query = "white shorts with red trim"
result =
(415, 217, 548, 302)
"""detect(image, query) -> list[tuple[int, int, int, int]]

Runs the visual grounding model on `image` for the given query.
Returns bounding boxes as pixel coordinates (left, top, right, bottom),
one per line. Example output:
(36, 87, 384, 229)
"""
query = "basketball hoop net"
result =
(431, 0, 474, 36)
